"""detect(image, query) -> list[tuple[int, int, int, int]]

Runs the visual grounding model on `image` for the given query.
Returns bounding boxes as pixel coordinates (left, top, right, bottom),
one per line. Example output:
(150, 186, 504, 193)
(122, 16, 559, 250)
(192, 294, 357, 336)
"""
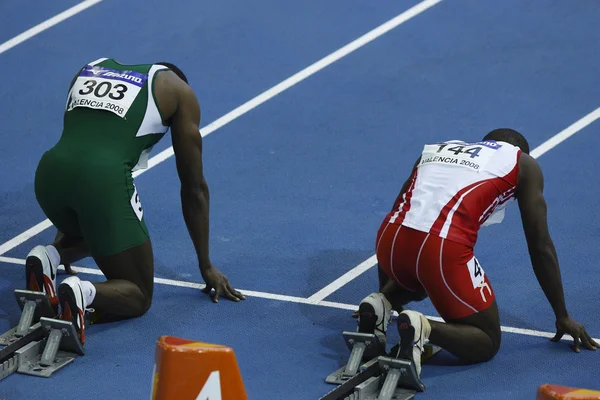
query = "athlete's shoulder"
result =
(152, 65, 198, 125)
(516, 151, 544, 188)
(517, 151, 541, 172)
(153, 68, 184, 87)
(152, 62, 189, 86)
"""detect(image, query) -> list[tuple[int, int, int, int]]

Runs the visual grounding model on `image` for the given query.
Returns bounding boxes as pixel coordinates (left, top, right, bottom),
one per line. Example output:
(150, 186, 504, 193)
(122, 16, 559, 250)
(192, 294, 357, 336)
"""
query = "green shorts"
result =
(34, 149, 149, 257)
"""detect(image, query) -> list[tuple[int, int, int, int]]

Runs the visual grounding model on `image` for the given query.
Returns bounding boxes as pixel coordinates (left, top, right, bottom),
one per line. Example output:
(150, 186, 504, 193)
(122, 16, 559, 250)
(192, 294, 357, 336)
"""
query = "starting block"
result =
(0, 290, 55, 346)
(0, 290, 84, 380)
(17, 317, 85, 377)
(326, 330, 441, 385)
(322, 329, 442, 400)
(320, 356, 425, 400)
(326, 332, 386, 385)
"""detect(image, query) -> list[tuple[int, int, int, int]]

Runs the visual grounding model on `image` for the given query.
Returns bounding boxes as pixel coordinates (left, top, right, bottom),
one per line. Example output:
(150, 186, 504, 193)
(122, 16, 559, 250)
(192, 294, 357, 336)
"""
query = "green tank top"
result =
(58, 58, 170, 172)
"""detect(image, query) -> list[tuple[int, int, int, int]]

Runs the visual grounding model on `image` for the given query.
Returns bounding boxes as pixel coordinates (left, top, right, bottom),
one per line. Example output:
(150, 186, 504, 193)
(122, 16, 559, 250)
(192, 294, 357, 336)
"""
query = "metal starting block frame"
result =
(326, 332, 386, 385)
(17, 317, 85, 378)
(320, 357, 425, 400)
(0, 290, 55, 346)
(0, 290, 85, 380)
(322, 328, 442, 400)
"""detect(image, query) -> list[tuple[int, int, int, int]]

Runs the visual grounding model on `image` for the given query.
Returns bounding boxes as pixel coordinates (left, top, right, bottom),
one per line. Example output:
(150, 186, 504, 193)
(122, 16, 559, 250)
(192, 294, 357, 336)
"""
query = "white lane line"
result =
(0, 220, 53, 257)
(308, 106, 600, 302)
(530, 106, 600, 158)
(0, 0, 444, 256)
(1, 256, 595, 342)
(0, 0, 103, 56)
(306, 255, 378, 303)
(0, 256, 310, 305)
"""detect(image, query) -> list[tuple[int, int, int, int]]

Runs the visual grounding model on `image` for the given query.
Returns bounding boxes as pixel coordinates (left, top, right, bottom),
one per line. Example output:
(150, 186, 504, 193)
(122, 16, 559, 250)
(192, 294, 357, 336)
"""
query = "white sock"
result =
(80, 280, 97, 307)
(45, 245, 61, 267)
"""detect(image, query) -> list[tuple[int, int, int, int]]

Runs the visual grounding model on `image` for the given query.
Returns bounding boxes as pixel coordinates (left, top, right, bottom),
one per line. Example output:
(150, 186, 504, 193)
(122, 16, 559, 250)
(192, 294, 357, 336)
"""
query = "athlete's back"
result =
(56, 58, 170, 172)
(385, 139, 522, 247)
(34, 58, 177, 255)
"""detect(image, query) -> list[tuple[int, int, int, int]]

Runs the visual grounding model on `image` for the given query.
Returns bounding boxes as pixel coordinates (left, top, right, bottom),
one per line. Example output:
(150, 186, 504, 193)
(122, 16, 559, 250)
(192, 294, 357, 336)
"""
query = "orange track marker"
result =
(537, 384, 600, 400)
(151, 336, 248, 400)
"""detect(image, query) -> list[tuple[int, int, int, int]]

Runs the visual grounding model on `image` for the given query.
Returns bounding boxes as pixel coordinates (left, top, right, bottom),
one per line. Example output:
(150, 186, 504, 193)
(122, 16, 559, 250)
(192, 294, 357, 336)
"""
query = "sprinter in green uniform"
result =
(25, 58, 245, 344)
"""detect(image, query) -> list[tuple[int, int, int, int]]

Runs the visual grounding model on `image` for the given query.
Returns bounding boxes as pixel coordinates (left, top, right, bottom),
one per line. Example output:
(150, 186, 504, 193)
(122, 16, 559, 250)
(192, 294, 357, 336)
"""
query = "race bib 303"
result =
(67, 65, 148, 118)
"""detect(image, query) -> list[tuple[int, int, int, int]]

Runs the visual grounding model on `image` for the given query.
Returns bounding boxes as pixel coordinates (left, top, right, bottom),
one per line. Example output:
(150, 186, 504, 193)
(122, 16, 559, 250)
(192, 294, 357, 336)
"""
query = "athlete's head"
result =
(156, 62, 188, 84)
(482, 128, 530, 154)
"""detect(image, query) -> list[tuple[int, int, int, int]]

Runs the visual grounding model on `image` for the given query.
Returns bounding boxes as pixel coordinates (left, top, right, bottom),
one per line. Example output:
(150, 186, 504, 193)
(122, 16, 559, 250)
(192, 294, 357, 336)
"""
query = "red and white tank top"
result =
(384, 140, 522, 247)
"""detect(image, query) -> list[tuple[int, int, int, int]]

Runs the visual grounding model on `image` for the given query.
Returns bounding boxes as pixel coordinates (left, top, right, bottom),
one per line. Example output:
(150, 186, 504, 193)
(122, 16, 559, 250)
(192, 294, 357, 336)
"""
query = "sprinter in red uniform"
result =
(357, 129, 597, 378)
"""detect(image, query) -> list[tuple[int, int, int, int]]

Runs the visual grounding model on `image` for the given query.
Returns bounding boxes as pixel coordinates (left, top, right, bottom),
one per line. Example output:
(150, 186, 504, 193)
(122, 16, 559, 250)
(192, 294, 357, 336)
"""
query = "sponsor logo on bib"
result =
(67, 65, 148, 118)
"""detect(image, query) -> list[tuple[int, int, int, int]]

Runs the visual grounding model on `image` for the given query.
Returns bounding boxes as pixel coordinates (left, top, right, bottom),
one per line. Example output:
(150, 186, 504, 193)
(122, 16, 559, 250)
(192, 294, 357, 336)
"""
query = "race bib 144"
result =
(67, 64, 148, 118)
(419, 140, 501, 172)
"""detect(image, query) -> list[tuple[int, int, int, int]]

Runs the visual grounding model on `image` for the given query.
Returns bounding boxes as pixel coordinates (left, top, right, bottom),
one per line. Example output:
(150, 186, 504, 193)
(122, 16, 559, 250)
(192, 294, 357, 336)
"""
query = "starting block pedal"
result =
(0, 290, 85, 380)
(0, 290, 56, 346)
(326, 332, 386, 385)
(322, 326, 443, 400)
(321, 356, 425, 400)
(17, 317, 85, 378)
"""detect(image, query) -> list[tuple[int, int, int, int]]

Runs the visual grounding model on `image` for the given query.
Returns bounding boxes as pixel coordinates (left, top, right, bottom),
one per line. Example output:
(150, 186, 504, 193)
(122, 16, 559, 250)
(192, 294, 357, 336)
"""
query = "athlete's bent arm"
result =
(516, 153, 597, 352)
(170, 83, 245, 303)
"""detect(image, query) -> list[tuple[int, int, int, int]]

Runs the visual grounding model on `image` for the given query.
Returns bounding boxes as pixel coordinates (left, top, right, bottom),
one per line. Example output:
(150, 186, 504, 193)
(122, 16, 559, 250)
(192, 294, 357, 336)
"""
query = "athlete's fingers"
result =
(64, 263, 77, 275)
(581, 331, 597, 351)
(551, 330, 564, 342)
(212, 287, 222, 303)
(227, 283, 245, 300)
(222, 286, 240, 302)
(218, 281, 236, 301)
(571, 335, 581, 353)
(352, 310, 359, 319)
(226, 288, 243, 301)
(588, 333, 600, 349)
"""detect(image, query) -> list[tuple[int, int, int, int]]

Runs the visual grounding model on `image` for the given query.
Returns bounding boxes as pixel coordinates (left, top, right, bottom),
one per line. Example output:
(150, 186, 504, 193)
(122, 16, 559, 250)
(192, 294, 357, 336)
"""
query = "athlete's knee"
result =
(141, 292, 152, 315)
(484, 325, 502, 361)
(119, 282, 152, 318)
(465, 324, 502, 364)
(476, 331, 501, 363)
(133, 288, 152, 317)
(479, 306, 502, 362)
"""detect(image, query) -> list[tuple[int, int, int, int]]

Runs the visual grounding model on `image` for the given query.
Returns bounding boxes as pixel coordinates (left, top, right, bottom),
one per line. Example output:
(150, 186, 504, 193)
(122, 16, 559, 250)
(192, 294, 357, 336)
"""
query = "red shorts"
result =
(376, 222, 495, 320)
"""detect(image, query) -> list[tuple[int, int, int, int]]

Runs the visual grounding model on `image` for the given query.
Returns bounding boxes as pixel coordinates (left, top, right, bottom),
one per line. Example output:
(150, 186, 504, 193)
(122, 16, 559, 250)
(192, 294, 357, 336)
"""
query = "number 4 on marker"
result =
(196, 371, 222, 400)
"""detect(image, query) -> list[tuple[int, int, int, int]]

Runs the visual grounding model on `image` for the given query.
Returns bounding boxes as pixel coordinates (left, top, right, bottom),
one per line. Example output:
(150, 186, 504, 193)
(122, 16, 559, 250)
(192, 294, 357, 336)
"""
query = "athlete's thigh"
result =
(75, 172, 154, 295)
(34, 153, 83, 237)
(376, 222, 427, 296)
(93, 238, 154, 299)
(418, 237, 497, 322)
(74, 171, 149, 258)
(450, 298, 501, 349)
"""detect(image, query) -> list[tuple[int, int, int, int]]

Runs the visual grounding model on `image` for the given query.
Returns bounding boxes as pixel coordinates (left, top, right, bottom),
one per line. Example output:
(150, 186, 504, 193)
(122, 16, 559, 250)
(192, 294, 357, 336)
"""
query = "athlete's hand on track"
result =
(551, 316, 598, 353)
(63, 263, 77, 275)
(201, 264, 246, 303)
